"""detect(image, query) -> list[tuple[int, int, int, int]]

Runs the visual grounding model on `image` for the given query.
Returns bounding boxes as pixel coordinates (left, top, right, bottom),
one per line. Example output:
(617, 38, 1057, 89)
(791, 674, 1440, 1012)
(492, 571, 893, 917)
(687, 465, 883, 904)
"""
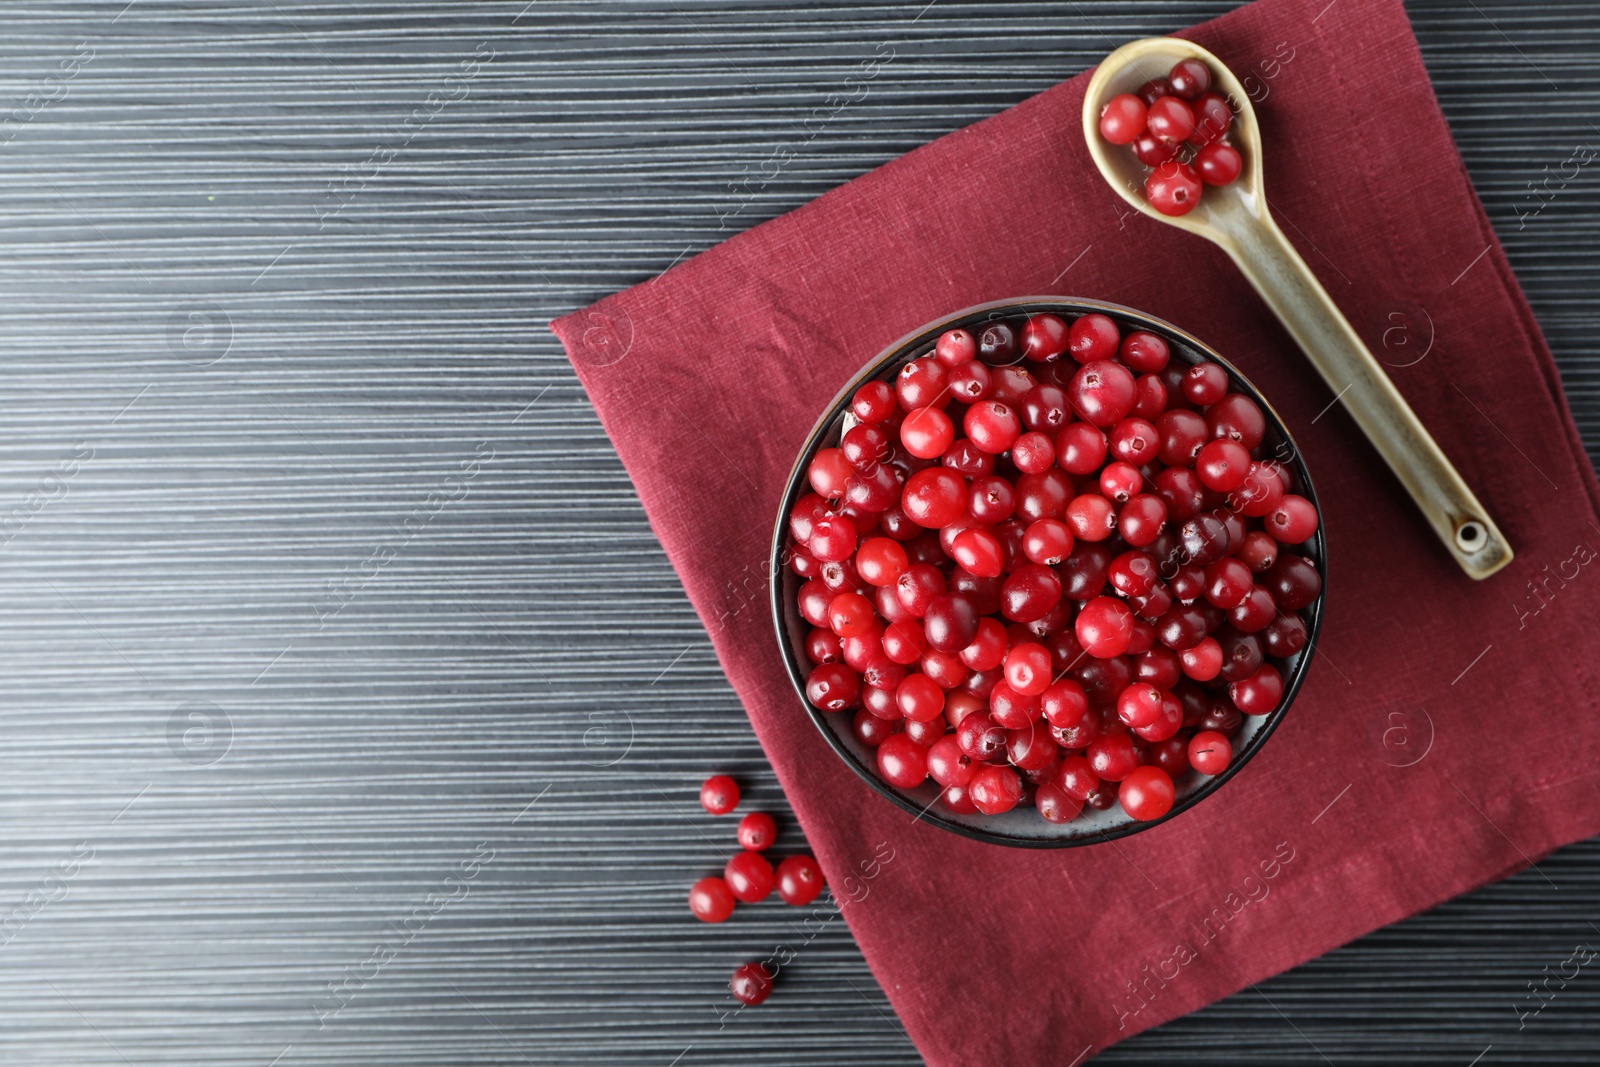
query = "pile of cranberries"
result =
(1097, 58, 1241, 217)
(689, 775, 827, 1006)
(786, 310, 1321, 826)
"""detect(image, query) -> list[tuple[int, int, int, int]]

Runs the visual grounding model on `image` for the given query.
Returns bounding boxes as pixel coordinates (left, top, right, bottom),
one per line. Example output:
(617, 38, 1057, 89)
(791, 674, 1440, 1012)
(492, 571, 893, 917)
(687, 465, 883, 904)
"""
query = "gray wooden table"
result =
(0, 1, 1595, 1063)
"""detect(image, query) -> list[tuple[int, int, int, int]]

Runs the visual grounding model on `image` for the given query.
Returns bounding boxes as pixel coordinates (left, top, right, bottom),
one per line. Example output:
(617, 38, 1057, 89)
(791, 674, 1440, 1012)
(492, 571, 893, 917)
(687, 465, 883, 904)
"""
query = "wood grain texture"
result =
(0, 1, 1592, 1063)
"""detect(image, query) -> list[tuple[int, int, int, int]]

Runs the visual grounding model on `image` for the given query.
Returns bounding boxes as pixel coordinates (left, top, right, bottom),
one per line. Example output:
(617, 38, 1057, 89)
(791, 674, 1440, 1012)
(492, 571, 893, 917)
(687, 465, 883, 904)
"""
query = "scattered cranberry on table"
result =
(730, 961, 774, 1006)
(1098, 58, 1242, 216)
(776, 854, 826, 906)
(689, 876, 737, 923)
(736, 811, 777, 851)
(699, 774, 740, 815)
(788, 308, 1322, 826)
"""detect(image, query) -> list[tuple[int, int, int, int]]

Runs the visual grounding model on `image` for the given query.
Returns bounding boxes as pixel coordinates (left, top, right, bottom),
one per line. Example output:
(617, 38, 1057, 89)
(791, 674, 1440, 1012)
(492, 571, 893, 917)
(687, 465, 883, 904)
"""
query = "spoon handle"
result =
(1217, 212, 1513, 579)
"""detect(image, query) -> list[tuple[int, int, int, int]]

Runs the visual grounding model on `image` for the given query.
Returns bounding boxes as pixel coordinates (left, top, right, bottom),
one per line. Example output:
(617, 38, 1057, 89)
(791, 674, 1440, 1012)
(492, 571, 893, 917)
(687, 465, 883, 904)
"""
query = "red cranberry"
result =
(957, 711, 1007, 761)
(724, 852, 774, 903)
(1167, 59, 1211, 100)
(1022, 518, 1074, 565)
(875, 732, 929, 788)
(977, 321, 1020, 364)
(737, 812, 777, 851)
(805, 662, 860, 711)
(1188, 92, 1234, 146)
(1182, 363, 1229, 405)
(948, 360, 991, 402)
(1001, 564, 1063, 623)
(1022, 313, 1071, 361)
(855, 537, 909, 587)
(1230, 663, 1283, 715)
(1266, 494, 1319, 543)
(901, 467, 965, 527)
(1179, 514, 1231, 566)
(1131, 130, 1179, 167)
(1021, 383, 1071, 431)
(1013, 431, 1055, 474)
(935, 328, 977, 368)
(853, 709, 893, 747)
(731, 962, 774, 1006)
(852, 381, 896, 423)
(965, 401, 1022, 454)
(1217, 630, 1264, 683)
(1188, 730, 1232, 776)
(900, 406, 954, 459)
(1061, 542, 1113, 600)
(1056, 422, 1108, 475)
(1136, 78, 1173, 105)
(1087, 731, 1138, 782)
(1263, 613, 1309, 657)
(969, 764, 1022, 814)
(1076, 596, 1134, 658)
(1179, 637, 1223, 681)
(927, 734, 976, 787)
(1098, 93, 1148, 144)
(1119, 765, 1175, 821)
(1195, 439, 1251, 492)
(1145, 95, 1195, 142)
(1068, 314, 1120, 364)
(775, 854, 825, 906)
(1118, 494, 1168, 547)
(1069, 360, 1137, 428)
(1195, 141, 1242, 184)
(1266, 553, 1322, 610)
(958, 617, 1007, 671)
(700, 775, 739, 815)
(1146, 159, 1202, 216)
(689, 876, 736, 922)
(951, 528, 1003, 578)
(1110, 417, 1160, 466)
(1228, 585, 1276, 633)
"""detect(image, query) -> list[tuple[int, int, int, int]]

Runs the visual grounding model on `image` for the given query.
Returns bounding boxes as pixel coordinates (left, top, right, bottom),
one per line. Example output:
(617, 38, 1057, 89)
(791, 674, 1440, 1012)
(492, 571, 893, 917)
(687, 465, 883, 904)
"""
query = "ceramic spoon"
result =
(1082, 37, 1512, 580)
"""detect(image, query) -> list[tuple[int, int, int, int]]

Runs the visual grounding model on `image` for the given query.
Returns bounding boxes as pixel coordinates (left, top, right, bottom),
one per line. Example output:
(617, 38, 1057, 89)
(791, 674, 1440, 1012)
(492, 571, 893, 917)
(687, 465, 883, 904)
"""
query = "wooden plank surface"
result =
(0, 1, 1594, 1063)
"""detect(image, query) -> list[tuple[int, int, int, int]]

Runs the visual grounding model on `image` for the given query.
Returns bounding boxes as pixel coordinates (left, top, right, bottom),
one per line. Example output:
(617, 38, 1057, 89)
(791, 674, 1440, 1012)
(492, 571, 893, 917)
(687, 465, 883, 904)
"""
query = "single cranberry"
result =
(1177, 514, 1230, 567)
(1193, 141, 1242, 185)
(1022, 518, 1074, 566)
(1118, 494, 1168, 547)
(1131, 130, 1179, 167)
(1062, 493, 1113, 543)
(987, 681, 1038, 730)
(919, 649, 968, 690)
(977, 321, 1020, 364)
(899, 406, 954, 459)
(1085, 783, 1119, 810)
(852, 381, 897, 423)
(1187, 92, 1234, 146)
(1001, 564, 1063, 623)
(1232, 461, 1286, 517)
(853, 709, 893, 747)
(1230, 663, 1284, 715)
(947, 360, 992, 402)
(1265, 495, 1319, 544)
(1149, 735, 1191, 777)
(989, 363, 1036, 403)
(1155, 408, 1208, 467)
(1070, 359, 1138, 428)
(1038, 679, 1088, 730)
(700, 775, 740, 815)
(1237, 530, 1278, 572)
(1076, 596, 1134, 658)
(1008, 721, 1058, 771)
(854, 537, 909, 588)
(1054, 422, 1107, 475)
(901, 467, 966, 527)
(1060, 542, 1113, 600)
(1099, 461, 1142, 504)
(1155, 603, 1210, 651)
(1099, 93, 1148, 144)
(927, 734, 976, 787)
(775, 854, 825, 906)
(737, 812, 777, 851)
(1147, 160, 1202, 216)
(1182, 363, 1229, 405)
(731, 961, 774, 1006)
(951, 528, 1004, 578)
(807, 447, 853, 500)
(1167, 59, 1211, 100)
(1014, 468, 1074, 523)
(893, 562, 946, 618)
(1228, 585, 1277, 633)
(1132, 693, 1182, 742)
(1263, 613, 1309, 657)
(805, 662, 860, 712)
(724, 852, 774, 903)
(935, 328, 977, 367)
(1133, 373, 1169, 421)
(1153, 466, 1205, 522)
(965, 401, 1022, 454)
(1136, 77, 1173, 105)
(1119, 765, 1175, 821)
(948, 568, 1003, 616)
(1187, 730, 1231, 776)
(876, 732, 929, 788)
(1266, 554, 1322, 610)
(1002, 642, 1053, 696)
(1200, 702, 1243, 735)
(1087, 731, 1138, 782)
(1195, 439, 1252, 492)
(1012, 431, 1056, 474)
(806, 627, 842, 665)
(945, 688, 985, 727)
(1053, 711, 1101, 751)
(1217, 629, 1264, 683)
(1033, 781, 1080, 823)
(1022, 313, 1072, 361)
(1116, 682, 1166, 729)
(810, 518, 858, 570)
(1135, 646, 1182, 689)
(1109, 417, 1160, 466)
(1068, 314, 1121, 364)
(689, 876, 737, 922)
(826, 591, 874, 637)
(1020, 383, 1071, 431)
(1204, 557, 1254, 608)
(1179, 637, 1223, 681)
(896, 357, 948, 409)
(1056, 754, 1099, 800)
(895, 673, 946, 722)
(1118, 330, 1170, 373)
(969, 764, 1022, 814)
(1109, 550, 1160, 598)
(1167, 562, 1206, 602)
(1146, 95, 1195, 142)
(941, 439, 991, 477)
(957, 711, 1008, 761)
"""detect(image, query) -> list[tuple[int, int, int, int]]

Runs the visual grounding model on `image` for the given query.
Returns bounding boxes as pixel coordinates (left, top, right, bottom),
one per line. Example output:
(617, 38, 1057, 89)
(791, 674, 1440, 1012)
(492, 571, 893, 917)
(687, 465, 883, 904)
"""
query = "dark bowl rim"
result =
(768, 296, 1326, 849)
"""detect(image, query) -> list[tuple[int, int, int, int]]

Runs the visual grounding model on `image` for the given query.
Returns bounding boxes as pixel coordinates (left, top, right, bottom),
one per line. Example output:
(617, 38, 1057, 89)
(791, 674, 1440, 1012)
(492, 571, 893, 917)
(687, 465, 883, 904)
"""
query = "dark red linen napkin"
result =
(553, 0, 1600, 1060)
